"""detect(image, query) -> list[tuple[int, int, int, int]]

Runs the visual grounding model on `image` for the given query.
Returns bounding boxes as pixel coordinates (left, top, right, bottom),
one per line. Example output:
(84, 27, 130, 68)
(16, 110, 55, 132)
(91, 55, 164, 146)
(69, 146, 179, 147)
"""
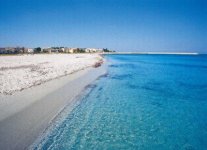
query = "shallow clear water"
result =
(35, 54, 207, 150)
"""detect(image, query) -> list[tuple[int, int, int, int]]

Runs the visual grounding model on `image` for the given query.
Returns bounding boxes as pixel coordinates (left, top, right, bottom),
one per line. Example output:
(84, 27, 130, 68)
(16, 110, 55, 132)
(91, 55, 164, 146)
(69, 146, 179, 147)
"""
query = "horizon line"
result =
(107, 52, 202, 55)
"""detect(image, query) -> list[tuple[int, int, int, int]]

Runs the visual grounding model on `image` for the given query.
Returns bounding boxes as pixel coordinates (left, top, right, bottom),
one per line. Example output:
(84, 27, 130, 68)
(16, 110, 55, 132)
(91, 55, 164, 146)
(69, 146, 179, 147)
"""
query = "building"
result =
(64, 48, 69, 53)
(85, 48, 103, 53)
(64, 48, 77, 53)
(0, 48, 6, 54)
(85, 48, 95, 53)
(23, 48, 34, 53)
(96, 48, 104, 53)
(42, 48, 52, 53)
(58, 47, 65, 53)
(51, 48, 59, 53)
(14, 47, 24, 53)
(0, 47, 30, 54)
(27, 48, 34, 53)
(70, 48, 78, 53)
(4, 47, 17, 54)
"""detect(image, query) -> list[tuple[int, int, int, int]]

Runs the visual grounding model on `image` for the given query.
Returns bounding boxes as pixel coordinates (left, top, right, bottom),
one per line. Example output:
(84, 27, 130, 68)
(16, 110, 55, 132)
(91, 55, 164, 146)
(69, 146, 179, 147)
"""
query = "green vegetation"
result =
(103, 48, 115, 52)
(76, 48, 85, 53)
(34, 47, 42, 53)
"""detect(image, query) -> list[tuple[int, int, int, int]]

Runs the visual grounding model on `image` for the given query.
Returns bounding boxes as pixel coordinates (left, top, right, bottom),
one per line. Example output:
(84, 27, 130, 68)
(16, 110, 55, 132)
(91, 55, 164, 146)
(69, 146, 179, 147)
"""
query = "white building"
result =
(23, 48, 34, 53)
(85, 48, 103, 53)
(28, 48, 34, 53)
(64, 48, 77, 53)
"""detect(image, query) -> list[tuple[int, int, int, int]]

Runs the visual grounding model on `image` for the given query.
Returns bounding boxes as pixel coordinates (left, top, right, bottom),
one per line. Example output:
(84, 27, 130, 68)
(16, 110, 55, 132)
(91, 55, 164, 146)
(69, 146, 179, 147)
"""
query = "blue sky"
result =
(0, 0, 206, 53)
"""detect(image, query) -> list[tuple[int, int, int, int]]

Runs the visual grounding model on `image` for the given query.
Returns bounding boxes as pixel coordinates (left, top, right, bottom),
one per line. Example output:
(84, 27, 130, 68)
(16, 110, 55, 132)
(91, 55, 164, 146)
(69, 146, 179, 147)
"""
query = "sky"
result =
(0, 0, 207, 53)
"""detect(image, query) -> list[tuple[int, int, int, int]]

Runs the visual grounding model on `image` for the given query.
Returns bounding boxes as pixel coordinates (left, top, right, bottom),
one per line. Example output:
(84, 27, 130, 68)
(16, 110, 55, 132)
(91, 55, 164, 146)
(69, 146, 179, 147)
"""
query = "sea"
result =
(34, 54, 207, 150)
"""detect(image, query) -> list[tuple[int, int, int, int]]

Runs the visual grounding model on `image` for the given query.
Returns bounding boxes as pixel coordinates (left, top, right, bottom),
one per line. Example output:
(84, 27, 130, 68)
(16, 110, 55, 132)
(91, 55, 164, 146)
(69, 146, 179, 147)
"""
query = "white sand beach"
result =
(0, 54, 103, 95)
(0, 54, 106, 150)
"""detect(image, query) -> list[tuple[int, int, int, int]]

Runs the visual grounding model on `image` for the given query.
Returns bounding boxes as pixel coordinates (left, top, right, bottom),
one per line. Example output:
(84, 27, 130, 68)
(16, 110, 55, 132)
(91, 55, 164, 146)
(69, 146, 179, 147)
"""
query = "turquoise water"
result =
(35, 54, 207, 150)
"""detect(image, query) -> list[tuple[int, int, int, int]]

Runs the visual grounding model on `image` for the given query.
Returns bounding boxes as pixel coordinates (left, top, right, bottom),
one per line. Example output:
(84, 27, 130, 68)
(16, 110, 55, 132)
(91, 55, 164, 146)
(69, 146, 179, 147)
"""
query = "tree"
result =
(76, 48, 85, 53)
(34, 47, 41, 53)
(103, 48, 110, 52)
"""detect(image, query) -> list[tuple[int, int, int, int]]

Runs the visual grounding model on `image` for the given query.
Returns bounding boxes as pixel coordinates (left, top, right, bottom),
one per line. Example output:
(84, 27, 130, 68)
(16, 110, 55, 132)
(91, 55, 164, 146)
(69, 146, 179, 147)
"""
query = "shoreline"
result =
(0, 61, 107, 150)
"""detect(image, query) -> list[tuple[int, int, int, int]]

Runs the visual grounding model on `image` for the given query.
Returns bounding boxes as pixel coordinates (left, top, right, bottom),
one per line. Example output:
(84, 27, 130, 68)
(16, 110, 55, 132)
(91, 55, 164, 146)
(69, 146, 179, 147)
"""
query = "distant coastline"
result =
(106, 52, 199, 55)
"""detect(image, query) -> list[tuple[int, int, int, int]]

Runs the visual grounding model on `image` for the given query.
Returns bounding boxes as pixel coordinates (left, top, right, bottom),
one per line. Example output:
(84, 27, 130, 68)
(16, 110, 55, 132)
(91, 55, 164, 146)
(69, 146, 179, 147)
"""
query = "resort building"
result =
(6, 47, 17, 53)
(85, 48, 103, 53)
(23, 48, 34, 53)
(0, 48, 6, 54)
(51, 48, 59, 53)
(42, 48, 52, 53)
(0, 46, 106, 54)
(58, 47, 65, 53)
(64, 48, 77, 53)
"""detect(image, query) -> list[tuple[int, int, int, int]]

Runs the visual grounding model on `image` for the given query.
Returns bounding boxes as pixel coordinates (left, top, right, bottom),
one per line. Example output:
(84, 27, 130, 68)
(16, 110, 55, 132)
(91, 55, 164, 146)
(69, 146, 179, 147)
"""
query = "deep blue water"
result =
(35, 54, 207, 150)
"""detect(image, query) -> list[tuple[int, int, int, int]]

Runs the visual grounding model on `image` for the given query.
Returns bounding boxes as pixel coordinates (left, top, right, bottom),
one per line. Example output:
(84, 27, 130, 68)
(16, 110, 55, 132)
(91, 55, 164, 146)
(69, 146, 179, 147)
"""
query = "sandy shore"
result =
(0, 54, 106, 150)
(0, 54, 102, 95)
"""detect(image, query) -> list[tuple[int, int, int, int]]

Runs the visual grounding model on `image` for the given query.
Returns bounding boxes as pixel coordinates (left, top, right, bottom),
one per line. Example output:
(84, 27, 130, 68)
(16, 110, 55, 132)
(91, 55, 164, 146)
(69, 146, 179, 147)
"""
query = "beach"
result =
(0, 54, 103, 95)
(0, 54, 106, 150)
